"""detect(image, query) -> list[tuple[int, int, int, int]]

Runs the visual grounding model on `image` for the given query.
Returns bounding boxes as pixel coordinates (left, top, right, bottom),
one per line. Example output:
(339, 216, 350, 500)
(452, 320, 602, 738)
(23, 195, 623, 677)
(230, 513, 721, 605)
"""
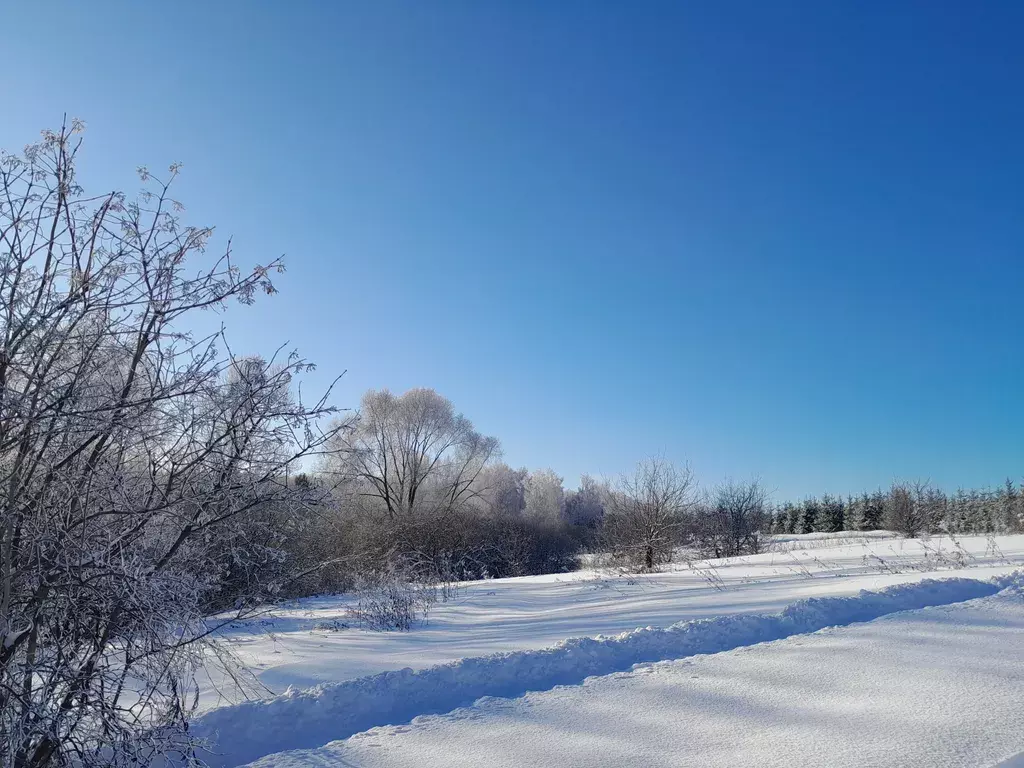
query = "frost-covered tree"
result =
(1001, 479, 1024, 532)
(771, 505, 790, 534)
(476, 468, 581, 578)
(947, 488, 970, 533)
(886, 481, 928, 538)
(695, 479, 770, 557)
(798, 498, 820, 534)
(947, 487, 995, 534)
(919, 486, 948, 534)
(478, 463, 527, 517)
(323, 388, 500, 580)
(524, 468, 565, 524)
(563, 474, 605, 528)
(603, 458, 696, 570)
(328, 388, 499, 522)
(784, 502, 801, 534)
(0, 124, 340, 767)
(843, 494, 858, 531)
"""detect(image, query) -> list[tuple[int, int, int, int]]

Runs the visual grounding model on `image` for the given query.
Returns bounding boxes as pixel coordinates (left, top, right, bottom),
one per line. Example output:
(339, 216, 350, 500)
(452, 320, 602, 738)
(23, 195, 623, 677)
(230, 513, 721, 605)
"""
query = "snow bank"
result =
(255, 583, 1024, 768)
(190, 574, 1016, 768)
(194, 535, 1024, 711)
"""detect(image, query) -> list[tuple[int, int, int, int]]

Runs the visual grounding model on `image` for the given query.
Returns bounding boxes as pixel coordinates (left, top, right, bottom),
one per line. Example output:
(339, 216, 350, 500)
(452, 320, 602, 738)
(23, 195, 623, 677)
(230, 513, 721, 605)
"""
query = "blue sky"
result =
(2, 1, 1022, 499)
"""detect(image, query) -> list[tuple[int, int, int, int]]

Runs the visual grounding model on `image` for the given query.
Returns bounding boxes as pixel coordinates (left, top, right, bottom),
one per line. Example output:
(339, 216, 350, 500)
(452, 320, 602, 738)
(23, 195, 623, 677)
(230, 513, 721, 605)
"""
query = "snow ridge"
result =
(192, 575, 1015, 768)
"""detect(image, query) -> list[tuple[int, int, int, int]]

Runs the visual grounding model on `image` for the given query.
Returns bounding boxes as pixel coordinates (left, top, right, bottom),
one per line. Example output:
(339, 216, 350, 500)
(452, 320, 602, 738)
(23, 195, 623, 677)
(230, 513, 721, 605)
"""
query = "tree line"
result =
(770, 480, 1024, 539)
(283, 387, 1024, 595)
(282, 387, 773, 592)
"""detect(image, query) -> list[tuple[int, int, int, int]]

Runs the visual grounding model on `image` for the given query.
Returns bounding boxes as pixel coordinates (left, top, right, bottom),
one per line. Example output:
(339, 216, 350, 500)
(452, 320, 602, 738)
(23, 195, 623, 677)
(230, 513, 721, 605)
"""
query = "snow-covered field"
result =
(193, 533, 1024, 767)
(252, 582, 1024, 767)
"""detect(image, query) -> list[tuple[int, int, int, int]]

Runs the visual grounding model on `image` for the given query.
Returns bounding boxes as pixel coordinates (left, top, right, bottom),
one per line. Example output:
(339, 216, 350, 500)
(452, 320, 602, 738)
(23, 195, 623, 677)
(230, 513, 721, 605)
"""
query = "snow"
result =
(186, 534, 1024, 767)
(192, 573, 1022, 767)
(770, 530, 897, 543)
(767, 529, 899, 551)
(243, 579, 1024, 768)
(197, 533, 1024, 710)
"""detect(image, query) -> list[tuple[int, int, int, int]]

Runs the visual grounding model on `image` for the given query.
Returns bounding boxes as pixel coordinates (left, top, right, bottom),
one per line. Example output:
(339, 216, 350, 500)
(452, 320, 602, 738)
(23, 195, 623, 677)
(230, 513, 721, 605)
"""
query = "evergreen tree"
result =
(979, 489, 997, 533)
(885, 481, 932, 538)
(919, 486, 947, 535)
(859, 492, 884, 530)
(949, 489, 970, 533)
(998, 479, 1019, 533)
(771, 508, 789, 534)
(799, 498, 820, 534)
(844, 494, 859, 531)
(820, 494, 845, 533)
(963, 489, 992, 533)
(1017, 478, 1024, 532)
(774, 480, 1022, 537)
(785, 502, 801, 534)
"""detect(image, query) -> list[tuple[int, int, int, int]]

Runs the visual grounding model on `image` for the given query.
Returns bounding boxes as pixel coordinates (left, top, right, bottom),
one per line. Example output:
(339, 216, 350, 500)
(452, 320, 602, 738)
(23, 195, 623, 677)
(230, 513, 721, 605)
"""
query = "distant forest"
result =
(279, 386, 1024, 599)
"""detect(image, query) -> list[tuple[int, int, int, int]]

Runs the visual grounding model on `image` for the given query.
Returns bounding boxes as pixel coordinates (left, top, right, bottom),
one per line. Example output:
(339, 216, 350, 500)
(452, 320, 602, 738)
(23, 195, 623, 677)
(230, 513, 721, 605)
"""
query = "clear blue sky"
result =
(3, 1, 1022, 499)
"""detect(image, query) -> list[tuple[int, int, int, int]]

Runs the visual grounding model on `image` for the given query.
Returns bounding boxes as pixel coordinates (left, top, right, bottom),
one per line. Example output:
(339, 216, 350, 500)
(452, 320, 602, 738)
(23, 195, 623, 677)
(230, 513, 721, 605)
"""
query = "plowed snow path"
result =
(198, 533, 1024, 713)
(246, 584, 1024, 768)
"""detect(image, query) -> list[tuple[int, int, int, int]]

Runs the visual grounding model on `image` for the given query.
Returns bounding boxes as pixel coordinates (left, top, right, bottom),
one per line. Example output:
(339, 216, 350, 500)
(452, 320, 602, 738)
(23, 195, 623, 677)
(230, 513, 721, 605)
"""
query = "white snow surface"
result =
(189, 534, 1024, 767)
(243, 578, 1024, 768)
(197, 534, 1024, 712)
(193, 573, 1023, 767)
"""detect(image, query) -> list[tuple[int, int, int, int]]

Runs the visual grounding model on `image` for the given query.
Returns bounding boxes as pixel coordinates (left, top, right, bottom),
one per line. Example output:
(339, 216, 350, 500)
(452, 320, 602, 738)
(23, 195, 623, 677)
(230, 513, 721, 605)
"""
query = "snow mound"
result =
(250, 583, 1024, 768)
(190, 573, 1019, 768)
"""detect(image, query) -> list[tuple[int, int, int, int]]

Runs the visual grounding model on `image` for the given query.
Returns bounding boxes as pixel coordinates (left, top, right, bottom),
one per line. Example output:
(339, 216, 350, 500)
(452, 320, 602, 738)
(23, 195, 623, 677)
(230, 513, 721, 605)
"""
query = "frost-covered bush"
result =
(602, 458, 696, 571)
(0, 125, 340, 767)
(350, 564, 438, 631)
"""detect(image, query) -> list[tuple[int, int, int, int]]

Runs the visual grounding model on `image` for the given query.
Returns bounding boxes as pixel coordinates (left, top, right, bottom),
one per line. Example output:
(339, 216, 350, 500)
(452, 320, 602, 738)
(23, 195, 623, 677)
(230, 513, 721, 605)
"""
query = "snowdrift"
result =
(190, 573, 1020, 767)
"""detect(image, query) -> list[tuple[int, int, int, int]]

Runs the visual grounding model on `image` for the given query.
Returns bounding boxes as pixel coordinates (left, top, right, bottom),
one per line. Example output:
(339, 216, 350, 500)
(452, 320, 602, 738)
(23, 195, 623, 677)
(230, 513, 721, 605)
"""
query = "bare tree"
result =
(328, 389, 498, 520)
(325, 388, 499, 578)
(603, 458, 696, 571)
(0, 123, 340, 767)
(694, 479, 770, 558)
(886, 480, 929, 538)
